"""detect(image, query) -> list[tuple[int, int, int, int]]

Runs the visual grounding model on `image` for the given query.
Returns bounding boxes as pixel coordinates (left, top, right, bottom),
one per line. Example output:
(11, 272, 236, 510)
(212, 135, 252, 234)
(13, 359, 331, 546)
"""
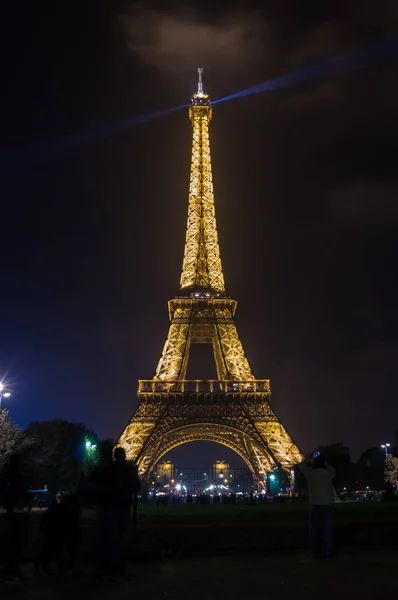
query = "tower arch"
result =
(143, 424, 257, 481)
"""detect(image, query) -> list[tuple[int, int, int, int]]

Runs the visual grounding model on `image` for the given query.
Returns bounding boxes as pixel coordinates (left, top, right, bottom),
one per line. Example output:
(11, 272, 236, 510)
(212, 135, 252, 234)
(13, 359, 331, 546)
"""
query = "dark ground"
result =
(1, 502, 397, 598)
(2, 552, 398, 599)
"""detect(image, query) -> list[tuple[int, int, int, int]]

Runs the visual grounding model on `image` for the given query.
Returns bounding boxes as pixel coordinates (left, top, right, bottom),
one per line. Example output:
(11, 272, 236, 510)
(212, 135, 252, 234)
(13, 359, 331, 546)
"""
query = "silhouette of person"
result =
(39, 489, 81, 573)
(96, 446, 141, 577)
(0, 451, 29, 583)
(299, 453, 336, 558)
(40, 492, 66, 573)
(63, 491, 81, 569)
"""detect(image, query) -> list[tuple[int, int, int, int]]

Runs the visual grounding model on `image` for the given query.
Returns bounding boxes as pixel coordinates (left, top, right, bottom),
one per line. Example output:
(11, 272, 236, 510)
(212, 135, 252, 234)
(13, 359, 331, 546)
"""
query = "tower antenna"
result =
(197, 67, 204, 95)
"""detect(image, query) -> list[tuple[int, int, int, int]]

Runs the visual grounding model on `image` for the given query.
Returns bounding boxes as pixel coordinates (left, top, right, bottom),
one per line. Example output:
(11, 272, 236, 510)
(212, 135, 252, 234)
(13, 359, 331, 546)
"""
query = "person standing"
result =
(0, 451, 29, 583)
(299, 453, 336, 558)
(97, 447, 141, 577)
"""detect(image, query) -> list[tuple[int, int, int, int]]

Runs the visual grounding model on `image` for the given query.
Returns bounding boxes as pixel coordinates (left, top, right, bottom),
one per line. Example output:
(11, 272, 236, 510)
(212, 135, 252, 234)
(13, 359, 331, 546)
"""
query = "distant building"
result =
(153, 460, 254, 494)
(154, 461, 177, 489)
(212, 460, 231, 485)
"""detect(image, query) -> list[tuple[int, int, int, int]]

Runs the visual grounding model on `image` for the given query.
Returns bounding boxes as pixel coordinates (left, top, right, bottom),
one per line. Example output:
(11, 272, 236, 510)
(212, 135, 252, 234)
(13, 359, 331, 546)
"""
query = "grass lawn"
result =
(4, 500, 396, 563)
(1, 503, 398, 599)
(132, 501, 398, 558)
(1, 502, 397, 600)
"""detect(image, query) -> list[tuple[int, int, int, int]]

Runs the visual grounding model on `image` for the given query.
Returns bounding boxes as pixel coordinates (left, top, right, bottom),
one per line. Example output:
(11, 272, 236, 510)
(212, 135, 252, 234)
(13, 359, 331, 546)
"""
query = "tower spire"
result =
(180, 69, 225, 295)
(197, 67, 204, 96)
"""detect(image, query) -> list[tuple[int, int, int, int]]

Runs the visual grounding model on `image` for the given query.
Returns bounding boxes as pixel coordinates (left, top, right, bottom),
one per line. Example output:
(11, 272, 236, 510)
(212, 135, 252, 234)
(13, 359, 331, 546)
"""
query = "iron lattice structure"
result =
(118, 70, 302, 489)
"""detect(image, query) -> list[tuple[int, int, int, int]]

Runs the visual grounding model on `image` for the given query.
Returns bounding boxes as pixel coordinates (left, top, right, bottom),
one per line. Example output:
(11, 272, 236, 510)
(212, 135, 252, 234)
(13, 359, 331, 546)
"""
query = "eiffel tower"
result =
(118, 69, 302, 489)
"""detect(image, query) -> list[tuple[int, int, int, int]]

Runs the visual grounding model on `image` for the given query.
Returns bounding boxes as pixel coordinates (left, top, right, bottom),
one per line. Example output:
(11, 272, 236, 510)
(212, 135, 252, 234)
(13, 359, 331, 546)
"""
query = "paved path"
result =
(2, 552, 397, 599)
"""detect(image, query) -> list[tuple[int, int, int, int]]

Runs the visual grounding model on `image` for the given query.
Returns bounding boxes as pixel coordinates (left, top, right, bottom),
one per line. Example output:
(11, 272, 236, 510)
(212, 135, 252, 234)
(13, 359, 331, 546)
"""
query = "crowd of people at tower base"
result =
(0, 448, 393, 583)
(152, 491, 305, 505)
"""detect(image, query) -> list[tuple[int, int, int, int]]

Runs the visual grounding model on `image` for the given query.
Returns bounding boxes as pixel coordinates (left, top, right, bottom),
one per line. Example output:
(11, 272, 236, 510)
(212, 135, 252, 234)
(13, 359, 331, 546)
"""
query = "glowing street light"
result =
(85, 440, 97, 452)
(0, 382, 11, 407)
(381, 443, 391, 457)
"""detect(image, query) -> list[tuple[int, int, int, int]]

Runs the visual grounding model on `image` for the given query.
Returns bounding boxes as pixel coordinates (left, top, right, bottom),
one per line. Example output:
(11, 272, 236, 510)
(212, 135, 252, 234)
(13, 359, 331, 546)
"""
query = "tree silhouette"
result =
(22, 419, 99, 491)
(0, 408, 23, 472)
(384, 454, 398, 492)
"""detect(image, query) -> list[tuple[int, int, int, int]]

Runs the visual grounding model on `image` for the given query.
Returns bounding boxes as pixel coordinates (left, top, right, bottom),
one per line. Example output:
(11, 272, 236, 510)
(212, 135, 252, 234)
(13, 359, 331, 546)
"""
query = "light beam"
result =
(213, 36, 398, 105)
(2, 35, 398, 175)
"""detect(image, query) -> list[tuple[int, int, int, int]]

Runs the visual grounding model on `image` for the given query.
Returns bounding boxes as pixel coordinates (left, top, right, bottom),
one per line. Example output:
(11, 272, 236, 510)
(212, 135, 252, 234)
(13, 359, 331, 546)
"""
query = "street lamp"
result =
(0, 382, 11, 407)
(85, 440, 97, 452)
(381, 443, 391, 457)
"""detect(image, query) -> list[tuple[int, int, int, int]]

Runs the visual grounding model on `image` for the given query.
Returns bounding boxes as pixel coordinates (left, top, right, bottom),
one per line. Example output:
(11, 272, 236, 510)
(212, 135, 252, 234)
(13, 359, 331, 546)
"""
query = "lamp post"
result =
(85, 440, 97, 453)
(84, 439, 97, 473)
(0, 382, 11, 407)
(381, 443, 391, 458)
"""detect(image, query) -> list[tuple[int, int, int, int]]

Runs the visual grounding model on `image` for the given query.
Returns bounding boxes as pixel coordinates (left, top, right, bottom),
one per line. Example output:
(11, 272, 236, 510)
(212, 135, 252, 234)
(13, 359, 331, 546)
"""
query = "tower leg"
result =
(155, 316, 190, 380)
(216, 319, 254, 380)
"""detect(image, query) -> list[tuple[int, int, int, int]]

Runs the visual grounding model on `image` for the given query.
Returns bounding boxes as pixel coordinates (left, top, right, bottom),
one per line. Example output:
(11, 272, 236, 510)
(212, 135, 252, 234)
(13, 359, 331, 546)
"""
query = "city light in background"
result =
(381, 443, 391, 457)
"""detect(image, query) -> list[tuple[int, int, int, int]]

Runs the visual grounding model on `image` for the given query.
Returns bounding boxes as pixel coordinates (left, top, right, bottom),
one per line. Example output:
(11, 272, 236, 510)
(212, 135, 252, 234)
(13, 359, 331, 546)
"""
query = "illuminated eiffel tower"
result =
(118, 69, 302, 489)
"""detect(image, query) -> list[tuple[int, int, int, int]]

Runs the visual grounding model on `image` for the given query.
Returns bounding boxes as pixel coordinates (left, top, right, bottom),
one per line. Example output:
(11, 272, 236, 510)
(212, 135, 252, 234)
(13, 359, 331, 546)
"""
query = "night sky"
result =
(2, 1, 398, 467)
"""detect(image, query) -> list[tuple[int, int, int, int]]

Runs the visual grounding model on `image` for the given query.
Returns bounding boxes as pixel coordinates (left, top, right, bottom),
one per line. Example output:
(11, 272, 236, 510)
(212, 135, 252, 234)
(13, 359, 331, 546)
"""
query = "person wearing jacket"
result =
(299, 452, 336, 558)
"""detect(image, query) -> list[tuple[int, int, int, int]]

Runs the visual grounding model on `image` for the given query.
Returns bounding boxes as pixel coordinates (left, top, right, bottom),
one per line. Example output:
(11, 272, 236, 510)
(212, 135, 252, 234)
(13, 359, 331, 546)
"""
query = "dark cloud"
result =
(119, 5, 271, 74)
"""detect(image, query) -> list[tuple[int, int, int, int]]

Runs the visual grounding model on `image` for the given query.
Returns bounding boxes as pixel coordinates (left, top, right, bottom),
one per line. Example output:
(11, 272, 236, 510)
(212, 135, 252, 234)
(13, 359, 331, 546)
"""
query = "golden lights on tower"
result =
(117, 69, 303, 486)
(180, 67, 224, 294)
